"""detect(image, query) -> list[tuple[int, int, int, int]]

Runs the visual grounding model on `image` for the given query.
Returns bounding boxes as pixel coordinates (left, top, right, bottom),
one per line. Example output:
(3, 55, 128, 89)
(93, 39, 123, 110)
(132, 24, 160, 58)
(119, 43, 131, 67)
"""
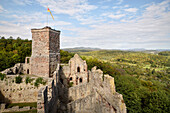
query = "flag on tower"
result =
(47, 7, 54, 20)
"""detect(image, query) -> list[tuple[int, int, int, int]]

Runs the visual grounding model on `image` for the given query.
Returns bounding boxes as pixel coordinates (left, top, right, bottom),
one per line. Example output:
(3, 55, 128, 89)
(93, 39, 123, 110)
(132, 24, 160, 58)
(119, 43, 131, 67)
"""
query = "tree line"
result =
(0, 37, 31, 71)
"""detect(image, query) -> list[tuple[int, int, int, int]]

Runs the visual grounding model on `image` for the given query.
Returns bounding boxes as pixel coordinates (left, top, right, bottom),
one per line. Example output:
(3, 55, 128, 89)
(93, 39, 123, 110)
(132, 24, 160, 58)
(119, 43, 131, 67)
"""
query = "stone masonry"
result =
(24, 26, 60, 78)
(60, 54, 88, 87)
(37, 54, 126, 113)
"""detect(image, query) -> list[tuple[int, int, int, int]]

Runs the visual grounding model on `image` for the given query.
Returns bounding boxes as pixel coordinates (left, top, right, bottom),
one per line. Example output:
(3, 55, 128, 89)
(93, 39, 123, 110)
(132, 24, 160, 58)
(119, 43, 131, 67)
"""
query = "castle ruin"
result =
(24, 27, 60, 78)
(0, 27, 126, 113)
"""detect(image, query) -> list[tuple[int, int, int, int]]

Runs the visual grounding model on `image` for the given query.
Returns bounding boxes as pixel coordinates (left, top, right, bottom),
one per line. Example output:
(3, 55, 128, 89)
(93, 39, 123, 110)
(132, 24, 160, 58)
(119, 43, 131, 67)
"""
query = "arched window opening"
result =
(27, 69, 29, 74)
(77, 66, 80, 72)
(70, 77, 72, 81)
(27, 58, 29, 64)
(80, 78, 83, 83)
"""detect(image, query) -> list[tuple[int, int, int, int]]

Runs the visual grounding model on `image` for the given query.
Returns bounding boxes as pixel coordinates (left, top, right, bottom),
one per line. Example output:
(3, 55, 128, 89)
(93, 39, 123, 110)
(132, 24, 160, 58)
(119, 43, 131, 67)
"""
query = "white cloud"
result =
(13, 0, 33, 5)
(0, 21, 31, 39)
(62, 0, 170, 49)
(143, 0, 169, 18)
(74, 15, 105, 25)
(0, 0, 169, 49)
(124, 5, 129, 8)
(124, 8, 138, 13)
(101, 6, 109, 9)
(108, 14, 125, 19)
(117, 0, 123, 5)
(103, 13, 126, 19)
(0, 5, 3, 12)
(112, 6, 118, 9)
(36, 0, 97, 16)
(0, 11, 72, 39)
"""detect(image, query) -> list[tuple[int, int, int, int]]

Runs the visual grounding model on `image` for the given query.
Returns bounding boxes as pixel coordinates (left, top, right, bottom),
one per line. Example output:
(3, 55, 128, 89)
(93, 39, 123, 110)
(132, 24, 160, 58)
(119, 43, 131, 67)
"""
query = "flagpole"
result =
(47, 7, 48, 26)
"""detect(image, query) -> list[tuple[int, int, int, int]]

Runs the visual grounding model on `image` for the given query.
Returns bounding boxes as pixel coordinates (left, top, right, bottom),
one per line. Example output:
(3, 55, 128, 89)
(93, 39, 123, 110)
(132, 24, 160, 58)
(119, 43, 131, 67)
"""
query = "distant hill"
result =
(62, 47, 170, 54)
(62, 47, 101, 52)
(126, 48, 170, 54)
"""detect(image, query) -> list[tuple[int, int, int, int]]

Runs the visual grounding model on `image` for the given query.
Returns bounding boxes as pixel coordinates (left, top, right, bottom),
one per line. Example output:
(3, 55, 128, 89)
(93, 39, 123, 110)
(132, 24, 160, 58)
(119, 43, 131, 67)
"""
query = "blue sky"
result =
(0, 0, 169, 49)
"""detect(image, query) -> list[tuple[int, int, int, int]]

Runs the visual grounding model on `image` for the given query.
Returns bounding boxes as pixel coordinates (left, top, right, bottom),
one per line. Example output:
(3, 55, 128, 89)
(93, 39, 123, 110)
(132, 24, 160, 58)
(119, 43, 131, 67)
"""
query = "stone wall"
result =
(61, 54, 88, 87)
(67, 93, 96, 113)
(37, 86, 48, 113)
(37, 79, 58, 113)
(0, 76, 45, 103)
(0, 103, 35, 113)
(23, 57, 31, 74)
(1, 63, 23, 75)
(57, 55, 126, 113)
(68, 83, 92, 101)
(89, 66, 126, 113)
(30, 27, 60, 78)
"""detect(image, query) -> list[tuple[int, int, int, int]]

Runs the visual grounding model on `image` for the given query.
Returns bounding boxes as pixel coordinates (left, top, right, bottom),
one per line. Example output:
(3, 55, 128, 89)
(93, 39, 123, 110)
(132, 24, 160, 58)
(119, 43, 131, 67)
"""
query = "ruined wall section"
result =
(67, 93, 96, 113)
(68, 83, 92, 101)
(0, 76, 44, 103)
(37, 65, 126, 113)
(60, 54, 88, 87)
(63, 66, 126, 113)
(57, 54, 126, 113)
(23, 57, 31, 74)
(37, 86, 48, 113)
(1, 63, 23, 75)
(90, 66, 116, 95)
(67, 91, 118, 113)
(90, 67, 126, 113)
(37, 79, 58, 113)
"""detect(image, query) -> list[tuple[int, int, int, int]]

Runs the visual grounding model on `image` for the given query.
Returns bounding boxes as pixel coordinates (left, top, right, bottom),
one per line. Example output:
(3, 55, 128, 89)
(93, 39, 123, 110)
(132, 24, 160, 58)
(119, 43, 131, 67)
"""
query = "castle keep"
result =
(0, 27, 126, 113)
(24, 27, 60, 78)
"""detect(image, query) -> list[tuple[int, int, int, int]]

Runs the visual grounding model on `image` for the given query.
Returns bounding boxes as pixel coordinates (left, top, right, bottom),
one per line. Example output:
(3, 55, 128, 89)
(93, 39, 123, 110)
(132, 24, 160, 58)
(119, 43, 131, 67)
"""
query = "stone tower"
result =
(30, 26, 60, 78)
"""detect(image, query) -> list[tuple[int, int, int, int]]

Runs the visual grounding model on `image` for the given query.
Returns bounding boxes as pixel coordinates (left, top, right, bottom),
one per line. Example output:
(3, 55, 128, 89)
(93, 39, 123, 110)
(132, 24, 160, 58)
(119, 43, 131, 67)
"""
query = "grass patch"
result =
(34, 77, 46, 87)
(6, 102, 37, 109)
(2, 109, 37, 113)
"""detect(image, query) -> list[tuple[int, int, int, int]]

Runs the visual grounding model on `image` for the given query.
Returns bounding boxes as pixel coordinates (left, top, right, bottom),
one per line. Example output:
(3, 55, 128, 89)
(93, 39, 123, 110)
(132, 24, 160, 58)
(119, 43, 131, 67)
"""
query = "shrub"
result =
(15, 76, 22, 84)
(69, 82, 74, 87)
(34, 77, 46, 87)
(25, 76, 34, 84)
(0, 72, 6, 80)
